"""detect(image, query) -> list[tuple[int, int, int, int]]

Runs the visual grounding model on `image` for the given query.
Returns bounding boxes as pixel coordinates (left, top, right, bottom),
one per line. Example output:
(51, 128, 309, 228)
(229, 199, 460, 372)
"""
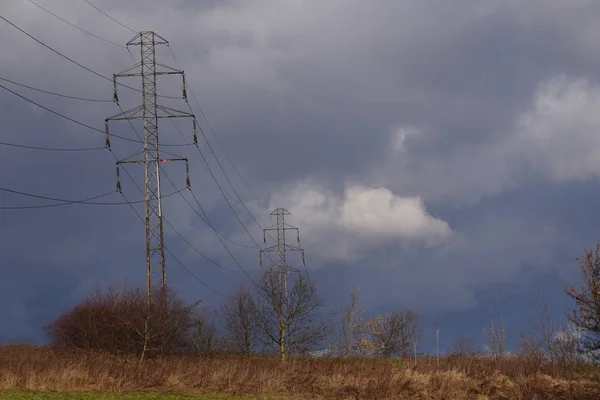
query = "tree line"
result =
(45, 243, 600, 365)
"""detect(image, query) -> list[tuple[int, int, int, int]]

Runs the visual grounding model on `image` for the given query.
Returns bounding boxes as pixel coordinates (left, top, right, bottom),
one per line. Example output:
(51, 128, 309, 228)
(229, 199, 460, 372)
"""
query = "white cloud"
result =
(267, 182, 452, 263)
(374, 74, 600, 205)
(391, 126, 420, 156)
(514, 75, 600, 182)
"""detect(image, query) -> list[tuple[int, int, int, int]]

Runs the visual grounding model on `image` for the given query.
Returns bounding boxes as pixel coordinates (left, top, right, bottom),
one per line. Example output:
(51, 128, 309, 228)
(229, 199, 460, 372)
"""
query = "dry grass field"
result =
(1, 346, 599, 399)
(0, 392, 258, 400)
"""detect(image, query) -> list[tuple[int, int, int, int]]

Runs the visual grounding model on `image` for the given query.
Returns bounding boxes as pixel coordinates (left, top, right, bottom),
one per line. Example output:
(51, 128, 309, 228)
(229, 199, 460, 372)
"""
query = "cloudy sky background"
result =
(1, 0, 599, 352)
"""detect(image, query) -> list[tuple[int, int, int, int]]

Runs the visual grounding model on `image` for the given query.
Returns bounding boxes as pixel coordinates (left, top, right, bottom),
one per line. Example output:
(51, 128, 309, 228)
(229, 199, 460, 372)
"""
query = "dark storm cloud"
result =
(2, 0, 600, 346)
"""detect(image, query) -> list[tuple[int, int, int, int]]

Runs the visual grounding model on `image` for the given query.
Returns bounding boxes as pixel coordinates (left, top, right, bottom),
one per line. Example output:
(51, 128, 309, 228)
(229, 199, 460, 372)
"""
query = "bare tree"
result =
(565, 243, 600, 365)
(190, 309, 217, 356)
(450, 336, 476, 357)
(552, 325, 582, 366)
(254, 268, 328, 360)
(519, 292, 557, 362)
(485, 312, 506, 360)
(116, 285, 200, 362)
(362, 310, 421, 359)
(220, 286, 258, 355)
(333, 284, 365, 358)
(520, 292, 584, 377)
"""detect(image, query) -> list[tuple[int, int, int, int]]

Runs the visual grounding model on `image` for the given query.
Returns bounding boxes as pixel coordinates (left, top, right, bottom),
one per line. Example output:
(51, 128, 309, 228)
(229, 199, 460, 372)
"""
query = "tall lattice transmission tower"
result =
(105, 31, 196, 304)
(260, 208, 306, 302)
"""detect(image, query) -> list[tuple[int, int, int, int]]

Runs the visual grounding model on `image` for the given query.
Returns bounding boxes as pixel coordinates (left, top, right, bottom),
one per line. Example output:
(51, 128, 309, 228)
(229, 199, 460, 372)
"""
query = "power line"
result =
(101, 96, 226, 298)
(0, 76, 111, 102)
(0, 82, 190, 147)
(190, 134, 264, 249)
(187, 189, 258, 285)
(107, 137, 227, 297)
(165, 246, 226, 297)
(0, 17, 233, 297)
(178, 117, 279, 265)
(196, 122, 267, 232)
(186, 140, 280, 268)
(82, 0, 137, 34)
(167, 46, 270, 211)
(150, 96, 263, 279)
(117, 185, 226, 298)
(9, 15, 238, 295)
(0, 15, 179, 99)
(1, 15, 120, 86)
(161, 162, 254, 249)
(0, 186, 183, 209)
(188, 189, 255, 249)
(165, 47, 273, 247)
(0, 188, 112, 209)
(107, 31, 196, 303)
(195, 103, 270, 211)
(148, 127, 259, 281)
(0, 82, 133, 144)
(162, 215, 245, 274)
(0, 140, 104, 152)
(161, 171, 257, 283)
(156, 102, 244, 213)
(157, 96, 276, 261)
(27, 0, 125, 48)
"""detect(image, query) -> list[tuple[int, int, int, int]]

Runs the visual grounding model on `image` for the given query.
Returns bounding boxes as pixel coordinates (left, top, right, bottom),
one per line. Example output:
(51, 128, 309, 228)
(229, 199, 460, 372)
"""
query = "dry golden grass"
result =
(1, 346, 599, 399)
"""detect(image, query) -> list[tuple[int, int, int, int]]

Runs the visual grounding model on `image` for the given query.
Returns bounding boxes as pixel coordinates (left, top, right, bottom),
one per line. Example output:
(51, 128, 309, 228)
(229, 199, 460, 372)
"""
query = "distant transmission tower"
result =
(260, 208, 306, 302)
(105, 31, 196, 304)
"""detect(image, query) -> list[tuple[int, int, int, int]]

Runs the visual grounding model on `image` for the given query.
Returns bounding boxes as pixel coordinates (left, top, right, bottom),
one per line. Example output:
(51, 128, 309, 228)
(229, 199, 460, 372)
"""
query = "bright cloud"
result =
(391, 126, 420, 156)
(267, 182, 452, 263)
(514, 75, 600, 182)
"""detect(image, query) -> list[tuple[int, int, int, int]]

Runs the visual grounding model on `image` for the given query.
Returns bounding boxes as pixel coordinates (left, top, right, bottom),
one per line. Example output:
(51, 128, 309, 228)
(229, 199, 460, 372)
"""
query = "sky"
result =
(1, 0, 599, 353)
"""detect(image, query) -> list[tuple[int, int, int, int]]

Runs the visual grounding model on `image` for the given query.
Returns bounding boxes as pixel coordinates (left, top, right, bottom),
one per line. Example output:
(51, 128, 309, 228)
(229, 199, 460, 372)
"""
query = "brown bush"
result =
(44, 285, 199, 359)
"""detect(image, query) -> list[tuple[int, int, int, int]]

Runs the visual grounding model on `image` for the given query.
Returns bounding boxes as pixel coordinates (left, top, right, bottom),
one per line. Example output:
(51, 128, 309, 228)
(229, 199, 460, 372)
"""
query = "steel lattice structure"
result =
(260, 208, 306, 301)
(105, 31, 196, 304)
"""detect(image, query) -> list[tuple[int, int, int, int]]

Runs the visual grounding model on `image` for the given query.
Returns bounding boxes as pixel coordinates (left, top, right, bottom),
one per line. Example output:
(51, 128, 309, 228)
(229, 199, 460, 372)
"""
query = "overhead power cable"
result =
(186, 139, 279, 267)
(0, 187, 183, 210)
(195, 121, 266, 232)
(26, 10, 232, 295)
(0, 76, 111, 103)
(164, 47, 275, 249)
(0, 15, 179, 99)
(188, 189, 255, 249)
(158, 154, 254, 249)
(0, 140, 104, 152)
(169, 111, 278, 263)
(165, 246, 226, 297)
(162, 216, 245, 274)
(104, 97, 239, 289)
(167, 46, 270, 210)
(117, 184, 226, 297)
(0, 82, 132, 143)
(157, 98, 276, 262)
(157, 99, 239, 206)
(162, 171, 257, 283)
(188, 130, 264, 249)
(27, 0, 125, 48)
(0, 83, 190, 147)
(83, 0, 137, 34)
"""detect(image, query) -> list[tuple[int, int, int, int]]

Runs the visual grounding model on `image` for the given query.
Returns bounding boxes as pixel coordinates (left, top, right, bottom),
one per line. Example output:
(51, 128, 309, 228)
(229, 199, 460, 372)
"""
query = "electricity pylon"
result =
(260, 208, 306, 303)
(105, 31, 197, 305)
